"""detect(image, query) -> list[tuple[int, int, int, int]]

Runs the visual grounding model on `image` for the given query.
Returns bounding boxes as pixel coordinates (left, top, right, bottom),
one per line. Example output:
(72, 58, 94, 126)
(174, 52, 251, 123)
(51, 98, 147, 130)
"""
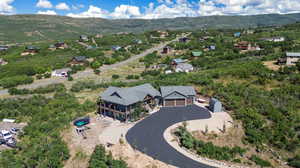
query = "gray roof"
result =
(160, 86, 196, 98)
(100, 83, 160, 106)
(286, 52, 300, 57)
(176, 63, 193, 70)
(73, 56, 86, 62)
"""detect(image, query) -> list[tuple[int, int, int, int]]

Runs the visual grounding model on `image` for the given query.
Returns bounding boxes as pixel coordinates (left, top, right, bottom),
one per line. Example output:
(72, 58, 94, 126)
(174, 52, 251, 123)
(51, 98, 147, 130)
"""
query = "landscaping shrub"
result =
(250, 155, 272, 167)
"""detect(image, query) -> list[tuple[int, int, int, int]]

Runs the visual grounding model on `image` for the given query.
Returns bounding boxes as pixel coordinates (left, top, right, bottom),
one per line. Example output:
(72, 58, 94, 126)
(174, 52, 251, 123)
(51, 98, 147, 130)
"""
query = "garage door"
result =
(187, 98, 193, 105)
(176, 99, 186, 106)
(164, 99, 175, 107)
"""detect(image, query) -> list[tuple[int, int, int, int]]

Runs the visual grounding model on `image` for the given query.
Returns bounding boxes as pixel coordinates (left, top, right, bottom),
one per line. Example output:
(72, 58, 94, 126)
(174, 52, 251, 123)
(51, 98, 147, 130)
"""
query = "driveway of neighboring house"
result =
(126, 105, 214, 168)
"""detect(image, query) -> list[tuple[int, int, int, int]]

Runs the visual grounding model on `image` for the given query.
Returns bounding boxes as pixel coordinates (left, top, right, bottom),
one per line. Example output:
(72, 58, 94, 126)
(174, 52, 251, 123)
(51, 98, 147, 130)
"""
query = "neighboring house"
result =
(165, 70, 173, 74)
(234, 41, 261, 52)
(160, 86, 196, 107)
(158, 31, 169, 38)
(21, 46, 39, 56)
(133, 39, 143, 44)
(0, 45, 8, 51)
(49, 42, 68, 51)
(179, 37, 189, 43)
(80, 35, 89, 42)
(51, 68, 71, 77)
(209, 45, 216, 50)
(175, 63, 194, 73)
(95, 34, 103, 38)
(112, 45, 122, 51)
(279, 52, 300, 66)
(192, 51, 203, 58)
(234, 32, 241, 37)
(171, 58, 186, 65)
(0, 58, 8, 66)
(98, 84, 161, 122)
(71, 56, 87, 65)
(209, 98, 222, 112)
(261, 37, 285, 42)
(199, 36, 212, 42)
(162, 46, 172, 54)
(54, 42, 68, 49)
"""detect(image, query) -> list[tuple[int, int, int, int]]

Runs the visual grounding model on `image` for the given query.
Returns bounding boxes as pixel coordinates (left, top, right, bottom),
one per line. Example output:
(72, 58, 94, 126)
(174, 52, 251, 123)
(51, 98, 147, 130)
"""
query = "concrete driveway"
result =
(126, 105, 215, 168)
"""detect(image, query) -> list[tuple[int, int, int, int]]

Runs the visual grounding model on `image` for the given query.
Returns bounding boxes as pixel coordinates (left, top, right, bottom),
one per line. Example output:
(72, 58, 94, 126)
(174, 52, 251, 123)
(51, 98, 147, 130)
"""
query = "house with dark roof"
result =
(21, 46, 40, 56)
(162, 46, 171, 54)
(98, 84, 197, 121)
(160, 86, 196, 107)
(70, 56, 87, 65)
(98, 84, 161, 121)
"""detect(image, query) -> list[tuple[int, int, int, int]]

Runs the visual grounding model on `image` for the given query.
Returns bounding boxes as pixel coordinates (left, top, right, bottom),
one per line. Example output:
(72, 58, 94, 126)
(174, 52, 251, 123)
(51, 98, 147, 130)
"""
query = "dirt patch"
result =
(109, 142, 176, 168)
(62, 115, 111, 168)
(263, 60, 281, 71)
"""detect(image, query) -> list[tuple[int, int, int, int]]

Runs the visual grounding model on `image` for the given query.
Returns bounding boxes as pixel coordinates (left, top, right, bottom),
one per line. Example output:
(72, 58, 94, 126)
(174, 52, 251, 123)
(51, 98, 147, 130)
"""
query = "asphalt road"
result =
(126, 105, 215, 168)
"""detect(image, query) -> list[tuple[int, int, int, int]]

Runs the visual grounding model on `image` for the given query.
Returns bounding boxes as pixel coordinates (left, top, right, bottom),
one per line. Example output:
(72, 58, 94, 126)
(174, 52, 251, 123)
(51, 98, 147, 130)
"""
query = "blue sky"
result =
(1, 0, 300, 19)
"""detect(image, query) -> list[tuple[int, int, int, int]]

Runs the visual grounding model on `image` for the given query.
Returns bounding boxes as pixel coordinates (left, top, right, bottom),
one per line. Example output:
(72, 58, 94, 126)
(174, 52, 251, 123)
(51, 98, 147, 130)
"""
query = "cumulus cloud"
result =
(56, 2, 70, 10)
(110, 5, 141, 19)
(36, 0, 53, 8)
(37, 10, 57, 15)
(66, 0, 300, 19)
(67, 5, 109, 18)
(0, 0, 14, 14)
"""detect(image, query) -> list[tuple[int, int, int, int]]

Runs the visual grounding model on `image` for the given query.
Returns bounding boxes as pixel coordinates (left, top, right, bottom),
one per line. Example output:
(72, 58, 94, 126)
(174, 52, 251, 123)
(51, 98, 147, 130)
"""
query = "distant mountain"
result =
(1, 13, 300, 43)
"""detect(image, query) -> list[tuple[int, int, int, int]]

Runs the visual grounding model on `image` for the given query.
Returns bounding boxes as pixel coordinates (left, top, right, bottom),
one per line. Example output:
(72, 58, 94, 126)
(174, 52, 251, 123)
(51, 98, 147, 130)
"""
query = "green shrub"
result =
(250, 155, 272, 167)
(0, 75, 34, 88)
(112, 74, 120, 79)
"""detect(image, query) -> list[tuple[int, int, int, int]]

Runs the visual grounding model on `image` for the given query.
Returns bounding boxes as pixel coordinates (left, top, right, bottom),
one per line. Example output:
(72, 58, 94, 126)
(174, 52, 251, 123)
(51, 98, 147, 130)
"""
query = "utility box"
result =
(209, 98, 222, 112)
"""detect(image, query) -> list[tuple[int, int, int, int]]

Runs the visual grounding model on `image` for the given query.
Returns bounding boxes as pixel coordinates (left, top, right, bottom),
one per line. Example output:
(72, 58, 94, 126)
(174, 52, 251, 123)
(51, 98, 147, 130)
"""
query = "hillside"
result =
(1, 13, 300, 43)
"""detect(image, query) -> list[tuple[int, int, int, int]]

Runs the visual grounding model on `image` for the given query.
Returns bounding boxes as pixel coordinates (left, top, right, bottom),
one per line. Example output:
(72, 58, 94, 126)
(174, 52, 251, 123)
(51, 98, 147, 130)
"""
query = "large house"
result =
(98, 84, 161, 121)
(98, 84, 196, 121)
(160, 86, 196, 107)
(234, 41, 261, 52)
(278, 52, 300, 66)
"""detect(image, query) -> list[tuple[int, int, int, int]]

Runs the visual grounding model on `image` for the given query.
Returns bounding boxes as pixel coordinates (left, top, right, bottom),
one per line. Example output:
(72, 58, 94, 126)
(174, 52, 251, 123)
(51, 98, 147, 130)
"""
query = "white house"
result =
(51, 68, 71, 77)
(175, 63, 194, 73)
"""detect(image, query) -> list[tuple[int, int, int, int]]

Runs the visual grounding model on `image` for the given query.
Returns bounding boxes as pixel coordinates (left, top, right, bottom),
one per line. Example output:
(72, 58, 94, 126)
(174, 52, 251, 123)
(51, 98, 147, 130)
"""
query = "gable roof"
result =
(176, 63, 193, 70)
(100, 83, 160, 106)
(73, 56, 86, 62)
(160, 86, 196, 98)
(172, 58, 186, 64)
(286, 52, 300, 57)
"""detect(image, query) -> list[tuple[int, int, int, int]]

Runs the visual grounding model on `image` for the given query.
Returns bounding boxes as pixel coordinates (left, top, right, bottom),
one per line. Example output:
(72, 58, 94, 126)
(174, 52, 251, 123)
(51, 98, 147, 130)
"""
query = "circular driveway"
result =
(126, 105, 215, 168)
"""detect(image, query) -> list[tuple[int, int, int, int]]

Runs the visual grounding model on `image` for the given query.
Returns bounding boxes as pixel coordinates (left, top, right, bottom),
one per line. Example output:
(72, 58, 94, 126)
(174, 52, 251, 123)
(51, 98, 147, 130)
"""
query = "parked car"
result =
(6, 138, 17, 148)
(0, 138, 6, 145)
(10, 128, 19, 134)
(0, 130, 12, 141)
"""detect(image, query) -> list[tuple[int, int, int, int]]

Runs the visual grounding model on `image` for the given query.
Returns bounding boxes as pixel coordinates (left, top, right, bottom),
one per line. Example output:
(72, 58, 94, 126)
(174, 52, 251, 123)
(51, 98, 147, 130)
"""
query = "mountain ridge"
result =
(1, 13, 300, 43)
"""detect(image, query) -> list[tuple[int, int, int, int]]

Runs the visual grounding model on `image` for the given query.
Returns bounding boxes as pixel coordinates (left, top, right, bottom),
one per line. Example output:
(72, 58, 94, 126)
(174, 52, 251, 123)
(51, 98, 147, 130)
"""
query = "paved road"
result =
(126, 105, 215, 168)
(0, 34, 188, 97)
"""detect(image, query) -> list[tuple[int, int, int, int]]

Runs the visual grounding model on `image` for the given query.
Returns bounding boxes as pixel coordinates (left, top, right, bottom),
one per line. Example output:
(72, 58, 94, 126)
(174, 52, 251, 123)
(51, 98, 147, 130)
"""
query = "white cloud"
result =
(66, 0, 300, 19)
(36, 0, 53, 8)
(67, 5, 109, 18)
(56, 2, 70, 10)
(0, 0, 14, 14)
(110, 5, 141, 19)
(37, 10, 57, 15)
